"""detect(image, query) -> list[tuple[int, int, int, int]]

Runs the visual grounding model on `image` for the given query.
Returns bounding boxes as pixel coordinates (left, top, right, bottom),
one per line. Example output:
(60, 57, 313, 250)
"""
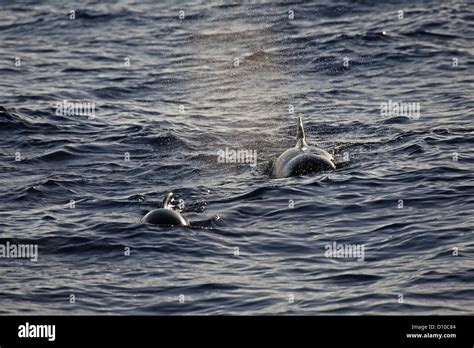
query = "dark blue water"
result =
(0, 0, 473, 314)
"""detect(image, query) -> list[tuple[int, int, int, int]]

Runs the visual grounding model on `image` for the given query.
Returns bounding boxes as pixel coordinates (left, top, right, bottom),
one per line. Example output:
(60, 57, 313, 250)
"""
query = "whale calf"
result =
(141, 192, 189, 226)
(271, 117, 336, 178)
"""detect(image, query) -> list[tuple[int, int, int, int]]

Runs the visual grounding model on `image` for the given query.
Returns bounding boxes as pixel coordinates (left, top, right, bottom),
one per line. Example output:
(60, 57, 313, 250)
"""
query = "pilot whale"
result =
(141, 192, 189, 226)
(271, 117, 336, 178)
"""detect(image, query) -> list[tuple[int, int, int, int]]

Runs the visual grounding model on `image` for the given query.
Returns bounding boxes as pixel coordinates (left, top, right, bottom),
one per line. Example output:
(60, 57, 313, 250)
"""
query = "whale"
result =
(141, 192, 189, 226)
(271, 117, 336, 178)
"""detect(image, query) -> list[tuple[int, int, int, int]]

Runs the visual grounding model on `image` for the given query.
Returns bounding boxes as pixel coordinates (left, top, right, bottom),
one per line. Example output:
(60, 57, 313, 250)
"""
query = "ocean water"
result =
(0, 0, 473, 315)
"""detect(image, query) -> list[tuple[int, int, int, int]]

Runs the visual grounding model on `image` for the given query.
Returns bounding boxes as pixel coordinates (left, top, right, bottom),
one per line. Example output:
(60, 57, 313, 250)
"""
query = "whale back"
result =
(140, 192, 189, 226)
(270, 117, 336, 178)
(286, 153, 335, 177)
(141, 209, 189, 226)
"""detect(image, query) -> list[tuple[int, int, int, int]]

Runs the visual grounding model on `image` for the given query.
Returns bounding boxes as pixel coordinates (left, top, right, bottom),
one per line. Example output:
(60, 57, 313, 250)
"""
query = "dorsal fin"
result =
(162, 192, 174, 209)
(296, 117, 309, 148)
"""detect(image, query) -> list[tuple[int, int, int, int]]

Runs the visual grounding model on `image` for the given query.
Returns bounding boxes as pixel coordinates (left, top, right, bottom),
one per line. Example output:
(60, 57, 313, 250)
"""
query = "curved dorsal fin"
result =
(162, 192, 174, 209)
(296, 117, 309, 148)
